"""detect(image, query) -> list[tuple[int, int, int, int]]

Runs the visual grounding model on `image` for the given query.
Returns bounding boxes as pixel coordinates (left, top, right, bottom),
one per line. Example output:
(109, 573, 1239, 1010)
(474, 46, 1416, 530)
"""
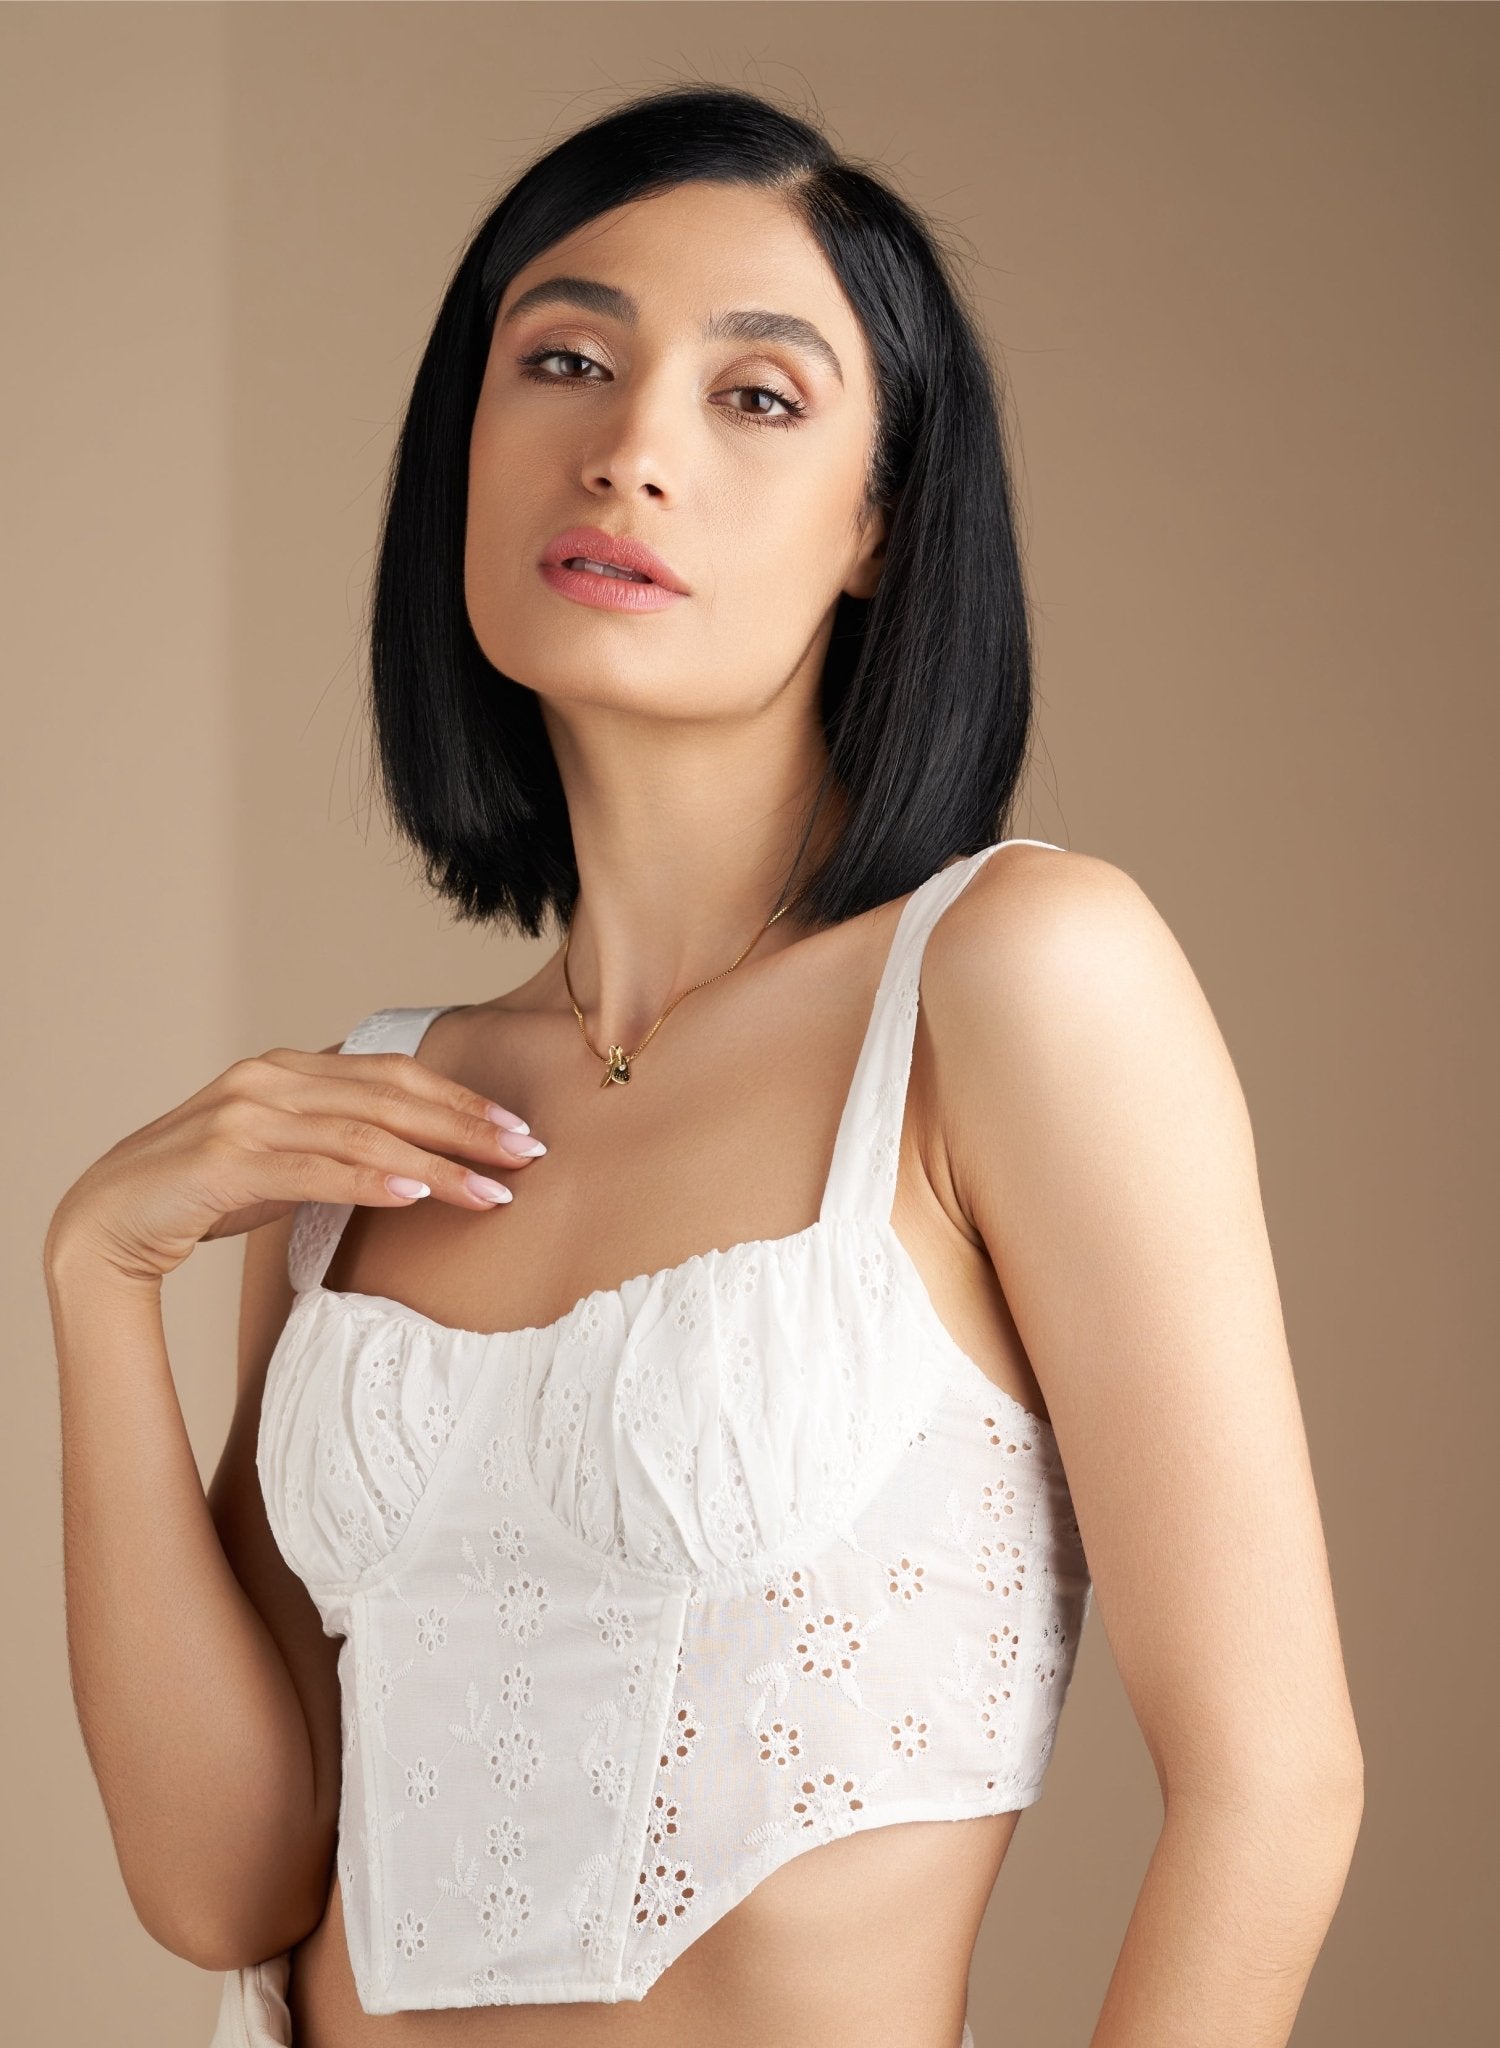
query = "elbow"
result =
(1334, 1742, 1365, 1812)
(139, 1897, 319, 1976)
(125, 1858, 328, 1975)
(1303, 1752, 1365, 1867)
(1162, 1717, 1365, 1809)
(109, 1792, 337, 1972)
(144, 1917, 266, 1976)
(1165, 1742, 1366, 1846)
(129, 1885, 246, 1973)
(1295, 1737, 1366, 1827)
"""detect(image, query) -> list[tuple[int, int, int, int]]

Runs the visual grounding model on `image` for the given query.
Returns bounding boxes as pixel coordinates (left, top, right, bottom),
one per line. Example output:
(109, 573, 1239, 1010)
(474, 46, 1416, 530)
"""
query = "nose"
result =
(578, 368, 687, 502)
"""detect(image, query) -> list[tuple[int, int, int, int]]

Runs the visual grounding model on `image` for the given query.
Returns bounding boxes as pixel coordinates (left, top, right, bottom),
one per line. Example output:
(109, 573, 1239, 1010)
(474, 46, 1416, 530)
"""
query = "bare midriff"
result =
(286, 1810, 1025, 2047)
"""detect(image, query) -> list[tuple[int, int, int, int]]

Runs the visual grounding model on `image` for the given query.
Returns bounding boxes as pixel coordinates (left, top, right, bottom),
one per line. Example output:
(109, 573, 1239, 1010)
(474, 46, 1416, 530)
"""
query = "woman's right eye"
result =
(517, 347, 605, 384)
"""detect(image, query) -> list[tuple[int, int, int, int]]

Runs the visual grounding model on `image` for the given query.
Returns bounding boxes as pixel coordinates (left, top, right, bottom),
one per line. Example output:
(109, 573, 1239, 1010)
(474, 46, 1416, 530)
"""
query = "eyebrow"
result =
(496, 275, 844, 387)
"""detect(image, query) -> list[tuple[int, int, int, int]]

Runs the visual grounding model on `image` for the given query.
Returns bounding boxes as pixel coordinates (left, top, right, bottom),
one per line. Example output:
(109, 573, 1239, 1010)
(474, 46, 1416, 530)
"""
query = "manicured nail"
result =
(464, 1171, 513, 1204)
(500, 1135, 547, 1157)
(485, 1104, 530, 1134)
(386, 1176, 431, 1200)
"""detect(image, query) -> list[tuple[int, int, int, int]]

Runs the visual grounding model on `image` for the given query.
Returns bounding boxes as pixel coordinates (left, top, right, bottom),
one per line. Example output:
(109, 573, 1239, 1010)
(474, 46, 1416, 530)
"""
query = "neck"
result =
(555, 773, 845, 1053)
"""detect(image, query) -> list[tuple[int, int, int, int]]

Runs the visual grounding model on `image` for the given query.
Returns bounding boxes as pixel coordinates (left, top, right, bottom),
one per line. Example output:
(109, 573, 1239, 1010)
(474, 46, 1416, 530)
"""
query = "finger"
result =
(245, 1049, 545, 1172)
(227, 1103, 520, 1210)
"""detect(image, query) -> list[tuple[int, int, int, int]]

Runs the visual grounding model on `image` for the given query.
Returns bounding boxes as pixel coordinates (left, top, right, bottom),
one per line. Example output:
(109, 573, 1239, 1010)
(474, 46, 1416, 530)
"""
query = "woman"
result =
(46, 84, 1363, 2048)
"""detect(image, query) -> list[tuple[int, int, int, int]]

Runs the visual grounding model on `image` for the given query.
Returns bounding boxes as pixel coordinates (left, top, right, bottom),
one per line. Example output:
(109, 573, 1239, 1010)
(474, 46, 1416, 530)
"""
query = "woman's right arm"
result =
(47, 1212, 337, 1970)
(43, 1032, 543, 1969)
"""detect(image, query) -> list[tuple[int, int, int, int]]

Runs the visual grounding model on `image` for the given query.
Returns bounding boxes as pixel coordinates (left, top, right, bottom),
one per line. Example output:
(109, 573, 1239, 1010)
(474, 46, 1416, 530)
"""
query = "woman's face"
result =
(465, 181, 887, 729)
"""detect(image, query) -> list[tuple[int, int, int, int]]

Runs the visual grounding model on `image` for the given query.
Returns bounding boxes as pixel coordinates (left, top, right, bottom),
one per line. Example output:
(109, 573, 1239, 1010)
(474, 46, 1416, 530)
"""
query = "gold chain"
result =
(562, 879, 810, 1089)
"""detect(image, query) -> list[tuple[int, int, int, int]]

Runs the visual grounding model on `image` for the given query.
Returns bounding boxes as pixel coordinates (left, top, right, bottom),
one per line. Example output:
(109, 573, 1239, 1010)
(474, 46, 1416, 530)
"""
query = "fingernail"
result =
(500, 1135, 547, 1157)
(485, 1105, 530, 1134)
(386, 1176, 431, 1200)
(464, 1171, 513, 1204)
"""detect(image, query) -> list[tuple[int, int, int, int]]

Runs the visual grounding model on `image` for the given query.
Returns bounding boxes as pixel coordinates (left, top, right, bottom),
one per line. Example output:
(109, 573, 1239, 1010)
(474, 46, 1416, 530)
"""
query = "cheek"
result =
(463, 470, 525, 665)
(464, 427, 535, 626)
(717, 473, 859, 618)
(466, 419, 515, 542)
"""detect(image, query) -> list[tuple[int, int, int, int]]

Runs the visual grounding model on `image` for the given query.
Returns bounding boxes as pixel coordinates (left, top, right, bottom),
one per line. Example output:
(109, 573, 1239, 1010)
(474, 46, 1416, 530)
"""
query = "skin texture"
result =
(204, 181, 1362, 2045)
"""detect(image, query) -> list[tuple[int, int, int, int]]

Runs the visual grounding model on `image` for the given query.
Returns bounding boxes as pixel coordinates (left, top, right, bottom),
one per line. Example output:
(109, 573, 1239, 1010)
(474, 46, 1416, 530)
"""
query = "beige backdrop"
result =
(6, 5, 1493, 2044)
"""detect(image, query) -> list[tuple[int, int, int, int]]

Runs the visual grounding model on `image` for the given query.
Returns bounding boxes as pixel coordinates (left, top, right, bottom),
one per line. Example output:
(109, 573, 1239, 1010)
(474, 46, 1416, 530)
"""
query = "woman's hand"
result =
(44, 1044, 544, 1284)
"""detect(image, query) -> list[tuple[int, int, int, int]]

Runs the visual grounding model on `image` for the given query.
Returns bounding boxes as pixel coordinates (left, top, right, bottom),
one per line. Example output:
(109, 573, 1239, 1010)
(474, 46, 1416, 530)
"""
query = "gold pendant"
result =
(601, 1044, 632, 1087)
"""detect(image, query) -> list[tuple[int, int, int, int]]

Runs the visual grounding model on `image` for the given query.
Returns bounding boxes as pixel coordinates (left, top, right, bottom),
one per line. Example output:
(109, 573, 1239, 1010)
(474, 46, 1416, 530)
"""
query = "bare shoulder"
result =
(921, 841, 1235, 1218)
(920, 841, 1364, 1804)
(928, 839, 1189, 1023)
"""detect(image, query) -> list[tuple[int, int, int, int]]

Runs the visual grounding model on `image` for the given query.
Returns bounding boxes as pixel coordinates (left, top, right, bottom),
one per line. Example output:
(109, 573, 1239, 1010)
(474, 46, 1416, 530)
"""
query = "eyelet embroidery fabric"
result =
(257, 839, 1093, 2013)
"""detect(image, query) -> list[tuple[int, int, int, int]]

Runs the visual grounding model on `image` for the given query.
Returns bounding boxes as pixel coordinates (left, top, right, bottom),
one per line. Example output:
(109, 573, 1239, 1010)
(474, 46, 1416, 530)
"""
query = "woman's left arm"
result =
(928, 844, 1365, 2048)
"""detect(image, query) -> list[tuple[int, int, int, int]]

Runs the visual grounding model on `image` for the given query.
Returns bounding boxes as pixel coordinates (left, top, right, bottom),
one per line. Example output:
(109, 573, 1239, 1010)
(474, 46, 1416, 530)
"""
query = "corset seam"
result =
(350, 1590, 392, 2007)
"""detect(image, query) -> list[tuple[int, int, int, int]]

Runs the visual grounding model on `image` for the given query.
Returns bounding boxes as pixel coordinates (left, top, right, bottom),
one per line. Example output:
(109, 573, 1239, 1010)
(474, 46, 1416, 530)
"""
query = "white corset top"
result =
(257, 838, 1093, 2014)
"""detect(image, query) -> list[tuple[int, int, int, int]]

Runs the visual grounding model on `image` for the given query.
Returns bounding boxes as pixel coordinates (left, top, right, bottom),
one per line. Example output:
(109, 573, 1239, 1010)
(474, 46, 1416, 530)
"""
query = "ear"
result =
(844, 501, 890, 602)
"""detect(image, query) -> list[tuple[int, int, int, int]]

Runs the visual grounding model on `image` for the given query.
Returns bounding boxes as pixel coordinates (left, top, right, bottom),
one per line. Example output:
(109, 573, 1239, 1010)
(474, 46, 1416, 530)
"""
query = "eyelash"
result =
(515, 345, 809, 429)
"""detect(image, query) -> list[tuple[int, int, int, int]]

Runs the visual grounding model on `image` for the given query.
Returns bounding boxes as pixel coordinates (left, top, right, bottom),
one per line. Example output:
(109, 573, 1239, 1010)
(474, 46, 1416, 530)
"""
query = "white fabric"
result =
(258, 839, 1092, 2014)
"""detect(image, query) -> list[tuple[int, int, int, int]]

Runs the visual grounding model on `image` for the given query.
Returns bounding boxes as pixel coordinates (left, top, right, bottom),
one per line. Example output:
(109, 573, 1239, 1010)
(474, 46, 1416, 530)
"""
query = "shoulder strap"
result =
(817, 839, 1064, 1226)
(285, 1004, 461, 1294)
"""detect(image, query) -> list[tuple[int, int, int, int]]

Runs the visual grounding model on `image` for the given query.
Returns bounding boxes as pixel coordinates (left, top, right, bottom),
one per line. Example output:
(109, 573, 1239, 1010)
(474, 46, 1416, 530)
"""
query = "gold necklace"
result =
(562, 880, 810, 1088)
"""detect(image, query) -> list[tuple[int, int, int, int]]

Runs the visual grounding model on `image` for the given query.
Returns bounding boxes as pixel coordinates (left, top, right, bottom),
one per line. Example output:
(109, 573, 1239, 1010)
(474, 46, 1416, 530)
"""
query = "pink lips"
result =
(538, 524, 689, 614)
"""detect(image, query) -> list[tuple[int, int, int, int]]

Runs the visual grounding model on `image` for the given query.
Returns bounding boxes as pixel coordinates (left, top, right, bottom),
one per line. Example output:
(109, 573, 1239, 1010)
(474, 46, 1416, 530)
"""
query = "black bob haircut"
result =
(369, 82, 1037, 941)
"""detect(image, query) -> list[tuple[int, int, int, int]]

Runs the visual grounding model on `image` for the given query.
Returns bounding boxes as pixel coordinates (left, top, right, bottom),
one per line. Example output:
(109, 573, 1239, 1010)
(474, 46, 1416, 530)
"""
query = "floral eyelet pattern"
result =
(258, 848, 1092, 2012)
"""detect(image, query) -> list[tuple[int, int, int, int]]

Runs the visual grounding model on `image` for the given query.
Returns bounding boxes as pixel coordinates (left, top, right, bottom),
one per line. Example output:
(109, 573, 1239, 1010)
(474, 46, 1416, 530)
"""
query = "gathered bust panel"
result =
(257, 841, 1093, 2014)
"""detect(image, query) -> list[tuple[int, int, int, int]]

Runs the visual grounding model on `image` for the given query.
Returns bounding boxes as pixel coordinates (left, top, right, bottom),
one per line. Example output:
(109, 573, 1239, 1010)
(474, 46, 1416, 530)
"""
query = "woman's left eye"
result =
(728, 385, 807, 427)
(515, 347, 808, 428)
